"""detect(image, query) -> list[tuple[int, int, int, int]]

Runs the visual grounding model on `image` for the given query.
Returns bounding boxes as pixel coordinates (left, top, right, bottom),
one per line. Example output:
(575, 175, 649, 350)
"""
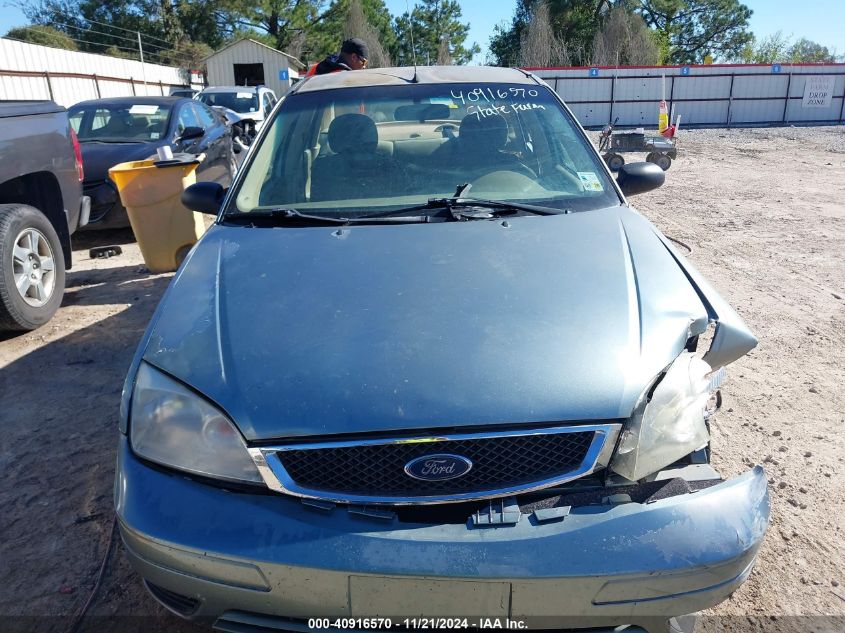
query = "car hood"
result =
(228, 108, 263, 120)
(80, 141, 161, 182)
(142, 207, 736, 441)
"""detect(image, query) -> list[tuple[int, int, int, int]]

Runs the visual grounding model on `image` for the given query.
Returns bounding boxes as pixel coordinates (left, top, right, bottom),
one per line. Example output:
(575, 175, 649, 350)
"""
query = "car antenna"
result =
(405, 0, 419, 83)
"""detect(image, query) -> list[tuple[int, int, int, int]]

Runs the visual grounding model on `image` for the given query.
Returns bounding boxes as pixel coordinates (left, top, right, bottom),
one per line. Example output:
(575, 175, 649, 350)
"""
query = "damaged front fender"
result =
(655, 232, 757, 369)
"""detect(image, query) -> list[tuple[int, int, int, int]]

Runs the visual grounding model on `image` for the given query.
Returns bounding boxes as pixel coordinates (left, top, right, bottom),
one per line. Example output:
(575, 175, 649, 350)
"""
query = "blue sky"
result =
(2, 0, 843, 63)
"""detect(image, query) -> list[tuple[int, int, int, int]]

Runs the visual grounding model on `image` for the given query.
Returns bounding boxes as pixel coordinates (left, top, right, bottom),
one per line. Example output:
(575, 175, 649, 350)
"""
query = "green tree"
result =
(636, 0, 753, 63)
(175, 0, 232, 50)
(737, 32, 840, 64)
(103, 44, 138, 59)
(19, 0, 190, 61)
(392, 0, 480, 66)
(736, 31, 789, 63)
(161, 38, 214, 71)
(517, 1, 570, 67)
(490, 1, 612, 67)
(5, 24, 77, 50)
(222, 0, 331, 51)
(305, 0, 395, 66)
(788, 38, 839, 63)
(591, 5, 660, 65)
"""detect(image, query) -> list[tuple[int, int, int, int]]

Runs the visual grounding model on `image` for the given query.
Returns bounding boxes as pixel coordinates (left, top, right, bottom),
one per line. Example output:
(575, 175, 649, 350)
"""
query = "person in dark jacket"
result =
(306, 38, 370, 77)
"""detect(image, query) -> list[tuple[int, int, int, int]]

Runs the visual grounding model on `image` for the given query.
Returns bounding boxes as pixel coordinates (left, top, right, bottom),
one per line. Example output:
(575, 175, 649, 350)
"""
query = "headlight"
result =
(130, 362, 262, 484)
(611, 352, 716, 481)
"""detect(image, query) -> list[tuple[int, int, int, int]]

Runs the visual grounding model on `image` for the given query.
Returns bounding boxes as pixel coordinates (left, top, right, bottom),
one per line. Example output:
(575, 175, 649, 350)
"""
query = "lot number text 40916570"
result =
(308, 618, 528, 629)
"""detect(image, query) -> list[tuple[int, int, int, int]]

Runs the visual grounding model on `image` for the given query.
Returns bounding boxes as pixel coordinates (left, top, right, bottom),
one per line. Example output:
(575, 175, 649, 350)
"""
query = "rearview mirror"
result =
(395, 104, 451, 121)
(182, 182, 225, 215)
(616, 162, 665, 196)
(178, 126, 204, 142)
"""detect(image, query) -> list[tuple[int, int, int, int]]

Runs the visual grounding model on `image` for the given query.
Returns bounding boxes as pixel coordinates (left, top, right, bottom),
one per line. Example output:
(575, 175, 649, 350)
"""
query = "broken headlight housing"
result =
(129, 362, 262, 484)
(611, 352, 723, 481)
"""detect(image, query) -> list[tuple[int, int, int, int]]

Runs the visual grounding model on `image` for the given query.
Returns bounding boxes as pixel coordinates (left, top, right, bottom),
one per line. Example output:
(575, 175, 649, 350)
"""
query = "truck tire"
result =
(0, 203, 66, 331)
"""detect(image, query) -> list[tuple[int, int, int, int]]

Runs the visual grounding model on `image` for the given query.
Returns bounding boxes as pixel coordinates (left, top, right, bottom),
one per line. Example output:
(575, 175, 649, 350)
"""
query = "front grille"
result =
(276, 429, 595, 498)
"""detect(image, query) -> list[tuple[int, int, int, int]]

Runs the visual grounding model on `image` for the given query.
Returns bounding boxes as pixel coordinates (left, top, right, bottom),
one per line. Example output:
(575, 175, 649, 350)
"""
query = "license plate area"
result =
(349, 576, 511, 617)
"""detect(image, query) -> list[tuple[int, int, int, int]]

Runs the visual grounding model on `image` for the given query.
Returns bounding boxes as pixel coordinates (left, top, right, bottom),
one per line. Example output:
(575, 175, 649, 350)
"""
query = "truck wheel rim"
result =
(12, 228, 56, 308)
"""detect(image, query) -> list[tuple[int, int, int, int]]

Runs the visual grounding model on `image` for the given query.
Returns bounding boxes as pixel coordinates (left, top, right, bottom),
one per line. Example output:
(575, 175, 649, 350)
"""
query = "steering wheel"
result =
(501, 161, 537, 179)
(435, 124, 459, 140)
(470, 170, 540, 194)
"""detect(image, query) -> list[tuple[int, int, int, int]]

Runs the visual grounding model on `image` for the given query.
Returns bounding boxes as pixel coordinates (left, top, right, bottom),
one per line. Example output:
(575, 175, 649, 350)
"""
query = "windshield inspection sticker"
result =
(577, 172, 603, 192)
(128, 105, 159, 114)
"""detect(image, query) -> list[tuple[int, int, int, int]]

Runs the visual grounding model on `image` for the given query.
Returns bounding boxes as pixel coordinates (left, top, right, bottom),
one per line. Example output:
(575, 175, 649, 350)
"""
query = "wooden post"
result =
(668, 74, 675, 124)
(130, 78, 136, 96)
(159, 80, 164, 96)
(93, 74, 101, 98)
(44, 71, 54, 100)
(726, 73, 735, 128)
(608, 74, 615, 124)
(839, 81, 845, 123)
(782, 72, 792, 123)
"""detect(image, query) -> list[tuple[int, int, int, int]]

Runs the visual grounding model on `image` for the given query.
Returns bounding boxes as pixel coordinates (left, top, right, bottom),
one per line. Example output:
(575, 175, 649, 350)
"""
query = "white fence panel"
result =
(614, 76, 664, 101)
(784, 74, 845, 122)
(611, 101, 661, 126)
(732, 74, 788, 98)
(676, 100, 729, 126)
(49, 76, 98, 107)
(0, 74, 50, 100)
(567, 103, 611, 127)
(554, 77, 611, 102)
(731, 99, 786, 124)
(0, 38, 200, 106)
(533, 64, 845, 128)
(672, 75, 731, 99)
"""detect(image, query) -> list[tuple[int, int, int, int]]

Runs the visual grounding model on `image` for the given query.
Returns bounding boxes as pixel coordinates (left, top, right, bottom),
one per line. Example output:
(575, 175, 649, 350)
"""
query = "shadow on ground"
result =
(0, 258, 206, 631)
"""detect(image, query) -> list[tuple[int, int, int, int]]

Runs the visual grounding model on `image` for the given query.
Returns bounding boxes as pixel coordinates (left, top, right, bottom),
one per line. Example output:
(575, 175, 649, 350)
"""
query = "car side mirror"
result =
(616, 162, 665, 196)
(182, 182, 225, 215)
(178, 126, 204, 142)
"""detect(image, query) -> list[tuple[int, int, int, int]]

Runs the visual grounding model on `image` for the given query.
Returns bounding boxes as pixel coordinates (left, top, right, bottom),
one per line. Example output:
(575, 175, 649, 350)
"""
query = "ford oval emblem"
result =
(404, 454, 473, 481)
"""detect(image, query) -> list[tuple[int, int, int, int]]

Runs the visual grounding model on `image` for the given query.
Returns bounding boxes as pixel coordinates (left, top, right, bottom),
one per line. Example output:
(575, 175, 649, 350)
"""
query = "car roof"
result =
(295, 65, 538, 93)
(200, 86, 269, 93)
(71, 96, 188, 108)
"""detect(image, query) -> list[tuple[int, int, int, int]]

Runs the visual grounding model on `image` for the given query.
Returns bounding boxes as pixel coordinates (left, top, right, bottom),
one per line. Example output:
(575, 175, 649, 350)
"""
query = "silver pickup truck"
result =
(0, 100, 89, 331)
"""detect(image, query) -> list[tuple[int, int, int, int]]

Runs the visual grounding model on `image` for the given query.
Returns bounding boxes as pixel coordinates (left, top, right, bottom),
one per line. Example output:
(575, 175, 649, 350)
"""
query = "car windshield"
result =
(229, 82, 619, 218)
(198, 91, 260, 113)
(69, 103, 171, 142)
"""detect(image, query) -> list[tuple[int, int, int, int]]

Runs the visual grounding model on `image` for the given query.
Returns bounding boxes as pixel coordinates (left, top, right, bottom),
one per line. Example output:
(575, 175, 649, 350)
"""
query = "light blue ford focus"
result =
(115, 66, 768, 633)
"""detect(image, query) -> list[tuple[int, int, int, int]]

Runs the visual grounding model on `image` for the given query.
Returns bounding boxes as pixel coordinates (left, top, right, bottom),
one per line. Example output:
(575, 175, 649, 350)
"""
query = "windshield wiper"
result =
(80, 139, 141, 144)
(224, 207, 432, 226)
(357, 196, 567, 221)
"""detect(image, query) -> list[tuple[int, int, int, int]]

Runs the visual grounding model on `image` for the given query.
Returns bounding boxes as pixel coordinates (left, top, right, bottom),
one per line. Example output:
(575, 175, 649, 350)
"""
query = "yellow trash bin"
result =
(109, 154, 207, 273)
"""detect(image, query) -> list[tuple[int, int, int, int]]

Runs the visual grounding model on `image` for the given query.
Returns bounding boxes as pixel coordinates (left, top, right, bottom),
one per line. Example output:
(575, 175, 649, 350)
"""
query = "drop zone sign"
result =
(802, 76, 835, 108)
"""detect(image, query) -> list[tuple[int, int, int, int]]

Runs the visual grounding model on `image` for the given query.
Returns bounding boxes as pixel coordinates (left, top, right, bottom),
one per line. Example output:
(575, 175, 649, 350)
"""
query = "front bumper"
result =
(81, 180, 130, 230)
(115, 437, 769, 631)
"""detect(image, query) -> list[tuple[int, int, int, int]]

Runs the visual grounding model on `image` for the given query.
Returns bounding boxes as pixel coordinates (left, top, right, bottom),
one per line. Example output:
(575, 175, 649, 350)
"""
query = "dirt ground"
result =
(1, 126, 844, 632)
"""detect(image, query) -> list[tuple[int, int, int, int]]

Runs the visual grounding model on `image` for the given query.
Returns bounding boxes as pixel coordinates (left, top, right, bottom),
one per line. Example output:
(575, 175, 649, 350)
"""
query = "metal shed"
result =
(204, 39, 304, 97)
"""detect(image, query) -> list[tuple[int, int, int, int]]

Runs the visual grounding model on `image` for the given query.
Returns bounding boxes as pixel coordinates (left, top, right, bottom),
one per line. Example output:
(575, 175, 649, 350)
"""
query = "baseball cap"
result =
(341, 38, 370, 61)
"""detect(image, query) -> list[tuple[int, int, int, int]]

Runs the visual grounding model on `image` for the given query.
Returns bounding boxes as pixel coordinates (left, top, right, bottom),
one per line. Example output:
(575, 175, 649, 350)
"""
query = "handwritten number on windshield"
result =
(449, 87, 540, 105)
